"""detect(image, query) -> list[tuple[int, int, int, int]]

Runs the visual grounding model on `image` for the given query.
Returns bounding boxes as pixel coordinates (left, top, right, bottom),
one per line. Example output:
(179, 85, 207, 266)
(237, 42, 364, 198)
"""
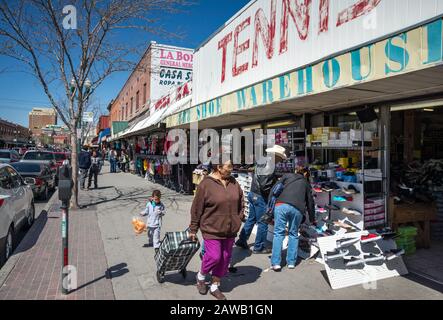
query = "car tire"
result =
(0, 225, 14, 266)
(24, 202, 35, 230)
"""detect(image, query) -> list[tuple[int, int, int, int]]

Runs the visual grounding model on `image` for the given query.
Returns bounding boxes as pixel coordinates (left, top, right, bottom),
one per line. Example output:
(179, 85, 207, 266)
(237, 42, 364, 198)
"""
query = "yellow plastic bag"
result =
(132, 217, 147, 235)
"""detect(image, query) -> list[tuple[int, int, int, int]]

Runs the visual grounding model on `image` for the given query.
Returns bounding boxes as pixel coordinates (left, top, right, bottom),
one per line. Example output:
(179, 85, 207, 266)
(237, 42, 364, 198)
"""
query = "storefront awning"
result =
(98, 128, 111, 143)
(121, 95, 192, 138)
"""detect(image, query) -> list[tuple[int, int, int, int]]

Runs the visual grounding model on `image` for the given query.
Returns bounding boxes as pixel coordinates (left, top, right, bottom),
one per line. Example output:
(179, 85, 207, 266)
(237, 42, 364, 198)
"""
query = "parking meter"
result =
(58, 161, 73, 295)
(58, 163, 73, 203)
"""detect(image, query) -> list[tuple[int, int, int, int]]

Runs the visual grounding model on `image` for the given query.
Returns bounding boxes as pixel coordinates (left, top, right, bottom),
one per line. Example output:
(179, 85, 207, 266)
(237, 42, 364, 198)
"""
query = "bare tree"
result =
(0, 0, 189, 208)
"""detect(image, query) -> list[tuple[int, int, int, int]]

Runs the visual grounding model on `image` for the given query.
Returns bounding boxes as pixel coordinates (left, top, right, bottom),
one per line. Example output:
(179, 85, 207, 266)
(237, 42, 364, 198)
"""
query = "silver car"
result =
(0, 164, 35, 266)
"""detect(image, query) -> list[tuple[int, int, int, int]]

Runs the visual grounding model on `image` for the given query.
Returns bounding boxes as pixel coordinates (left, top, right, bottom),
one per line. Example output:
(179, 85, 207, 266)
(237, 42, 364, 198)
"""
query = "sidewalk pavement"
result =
(0, 164, 442, 300)
(81, 166, 442, 300)
(0, 192, 114, 300)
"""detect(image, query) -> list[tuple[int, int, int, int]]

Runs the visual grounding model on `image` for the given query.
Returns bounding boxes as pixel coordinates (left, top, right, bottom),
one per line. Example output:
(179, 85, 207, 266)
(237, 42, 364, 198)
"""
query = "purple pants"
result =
(201, 238, 235, 278)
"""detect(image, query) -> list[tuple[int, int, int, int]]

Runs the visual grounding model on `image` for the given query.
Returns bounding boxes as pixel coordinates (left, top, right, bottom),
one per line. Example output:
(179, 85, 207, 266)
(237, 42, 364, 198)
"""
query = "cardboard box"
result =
(350, 129, 373, 141)
(322, 127, 341, 133)
(312, 128, 323, 135)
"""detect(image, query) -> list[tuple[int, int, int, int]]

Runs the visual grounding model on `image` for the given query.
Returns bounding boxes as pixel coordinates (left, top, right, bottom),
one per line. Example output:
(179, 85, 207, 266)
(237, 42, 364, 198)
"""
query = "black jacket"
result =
(276, 173, 315, 223)
(250, 161, 278, 199)
(78, 151, 91, 170)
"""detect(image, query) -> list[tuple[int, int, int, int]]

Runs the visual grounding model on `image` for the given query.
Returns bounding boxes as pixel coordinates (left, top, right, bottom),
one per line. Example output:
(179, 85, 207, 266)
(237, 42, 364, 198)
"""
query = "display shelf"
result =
(307, 146, 383, 151)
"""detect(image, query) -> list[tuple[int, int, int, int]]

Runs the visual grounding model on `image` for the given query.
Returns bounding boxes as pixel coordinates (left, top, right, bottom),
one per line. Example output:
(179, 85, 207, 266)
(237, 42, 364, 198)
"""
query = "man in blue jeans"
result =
(270, 171, 315, 271)
(236, 146, 286, 254)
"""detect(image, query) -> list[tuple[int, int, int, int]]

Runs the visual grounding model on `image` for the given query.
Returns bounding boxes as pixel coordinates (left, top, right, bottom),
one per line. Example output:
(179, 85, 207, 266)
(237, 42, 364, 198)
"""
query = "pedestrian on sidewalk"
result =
(109, 148, 117, 173)
(236, 145, 286, 254)
(120, 150, 127, 173)
(140, 190, 165, 252)
(270, 167, 316, 272)
(87, 150, 100, 190)
(78, 146, 91, 190)
(189, 159, 245, 301)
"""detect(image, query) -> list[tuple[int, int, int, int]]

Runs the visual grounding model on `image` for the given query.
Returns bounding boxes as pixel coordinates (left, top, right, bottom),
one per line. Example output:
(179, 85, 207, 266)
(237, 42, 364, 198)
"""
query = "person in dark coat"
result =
(78, 147, 91, 190)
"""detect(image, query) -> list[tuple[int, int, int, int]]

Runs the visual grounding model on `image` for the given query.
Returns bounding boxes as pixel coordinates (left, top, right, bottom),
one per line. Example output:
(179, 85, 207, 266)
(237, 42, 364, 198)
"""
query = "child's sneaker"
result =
(287, 265, 295, 269)
(271, 265, 282, 272)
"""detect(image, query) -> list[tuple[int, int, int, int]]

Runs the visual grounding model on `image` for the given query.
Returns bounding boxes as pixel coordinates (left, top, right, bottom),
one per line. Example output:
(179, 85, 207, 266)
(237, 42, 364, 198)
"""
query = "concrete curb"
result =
(0, 190, 59, 288)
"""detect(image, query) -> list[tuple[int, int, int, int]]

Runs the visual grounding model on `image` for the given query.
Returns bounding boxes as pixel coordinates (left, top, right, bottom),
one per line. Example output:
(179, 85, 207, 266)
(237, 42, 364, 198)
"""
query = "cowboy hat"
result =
(266, 145, 287, 160)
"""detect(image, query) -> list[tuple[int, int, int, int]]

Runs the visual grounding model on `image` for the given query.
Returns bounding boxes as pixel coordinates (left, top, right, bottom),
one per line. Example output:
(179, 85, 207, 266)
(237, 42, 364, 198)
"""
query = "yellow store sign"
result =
(166, 18, 443, 128)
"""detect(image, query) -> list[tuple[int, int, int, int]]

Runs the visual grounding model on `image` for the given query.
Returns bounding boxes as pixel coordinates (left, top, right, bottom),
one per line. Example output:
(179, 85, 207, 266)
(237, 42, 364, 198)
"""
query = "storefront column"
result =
(379, 105, 391, 225)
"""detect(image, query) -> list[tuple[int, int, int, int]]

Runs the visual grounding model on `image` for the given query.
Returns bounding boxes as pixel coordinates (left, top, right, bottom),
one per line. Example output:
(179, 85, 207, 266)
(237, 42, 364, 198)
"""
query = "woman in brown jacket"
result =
(189, 160, 244, 300)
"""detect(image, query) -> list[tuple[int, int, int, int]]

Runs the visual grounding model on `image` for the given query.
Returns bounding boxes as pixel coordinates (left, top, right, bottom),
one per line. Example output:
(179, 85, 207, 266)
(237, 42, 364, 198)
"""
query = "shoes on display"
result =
(342, 185, 360, 195)
(325, 204, 340, 211)
(384, 249, 405, 261)
(313, 186, 323, 193)
(342, 218, 362, 231)
(336, 237, 360, 249)
(321, 182, 340, 192)
(376, 228, 398, 240)
(361, 233, 382, 244)
(316, 206, 327, 214)
(324, 248, 350, 262)
(342, 207, 362, 216)
(344, 254, 384, 267)
(333, 196, 348, 202)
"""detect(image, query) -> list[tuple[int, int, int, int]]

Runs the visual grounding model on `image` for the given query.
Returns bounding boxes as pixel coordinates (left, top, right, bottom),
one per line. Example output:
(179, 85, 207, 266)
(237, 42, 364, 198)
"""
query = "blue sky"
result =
(0, 0, 250, 127)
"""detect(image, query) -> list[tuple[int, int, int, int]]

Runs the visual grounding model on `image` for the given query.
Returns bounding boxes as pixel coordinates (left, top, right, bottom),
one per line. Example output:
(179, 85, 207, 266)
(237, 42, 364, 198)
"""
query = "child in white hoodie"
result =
(141, 190, 165, 253)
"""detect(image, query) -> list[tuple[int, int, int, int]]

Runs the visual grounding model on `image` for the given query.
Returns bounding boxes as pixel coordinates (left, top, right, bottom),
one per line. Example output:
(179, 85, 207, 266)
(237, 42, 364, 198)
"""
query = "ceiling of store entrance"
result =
(191, 65, 443, 129)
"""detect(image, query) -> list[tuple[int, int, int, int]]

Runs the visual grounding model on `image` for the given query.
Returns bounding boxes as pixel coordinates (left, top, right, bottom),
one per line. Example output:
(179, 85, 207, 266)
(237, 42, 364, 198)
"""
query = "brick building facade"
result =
(0, 118, 32, 147)
(29, 108, 57, 136)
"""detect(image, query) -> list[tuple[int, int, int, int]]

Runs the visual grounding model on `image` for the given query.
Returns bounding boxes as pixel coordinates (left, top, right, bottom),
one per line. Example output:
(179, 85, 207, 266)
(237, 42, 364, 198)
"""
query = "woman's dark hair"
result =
(152, 190, 161, 198)
(296, 166, 310, 179)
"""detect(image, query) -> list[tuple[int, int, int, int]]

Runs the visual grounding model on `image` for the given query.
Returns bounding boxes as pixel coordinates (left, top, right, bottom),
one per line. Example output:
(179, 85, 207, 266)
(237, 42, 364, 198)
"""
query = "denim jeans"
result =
(238, 192, 268, 251)
(271, 203, 303, 267)
(110, 159, 117, 173)
(79, 168, 89, 188)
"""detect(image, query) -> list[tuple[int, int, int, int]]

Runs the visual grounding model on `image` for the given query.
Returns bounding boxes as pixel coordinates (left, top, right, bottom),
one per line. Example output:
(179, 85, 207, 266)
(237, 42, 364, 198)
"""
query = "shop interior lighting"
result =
(423, 108, 434, 112)
(267, 120, 296, 128)
(242, 124, 262, 131)
(390, 99, 443, 112)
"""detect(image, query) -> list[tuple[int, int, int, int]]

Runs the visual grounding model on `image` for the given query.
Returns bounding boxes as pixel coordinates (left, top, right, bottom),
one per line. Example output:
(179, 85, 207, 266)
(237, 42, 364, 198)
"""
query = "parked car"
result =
(0, 149, 20, 164)
(21, 151, 59, 185)
(11, 163, 56, 200)
(0, 164, 35, 266)
(52, 152, 71, 168)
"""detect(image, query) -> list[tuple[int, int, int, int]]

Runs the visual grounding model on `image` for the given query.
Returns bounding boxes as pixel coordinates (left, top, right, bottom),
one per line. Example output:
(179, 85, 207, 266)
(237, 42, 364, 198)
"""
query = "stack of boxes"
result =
(306, 127, 374, 148)
(364, 198, 386, 228)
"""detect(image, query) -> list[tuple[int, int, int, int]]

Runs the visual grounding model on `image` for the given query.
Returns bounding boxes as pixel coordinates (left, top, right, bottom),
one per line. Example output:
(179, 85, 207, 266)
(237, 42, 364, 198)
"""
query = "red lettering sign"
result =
(319, 0, 329, 33)
(337, 0, 381, 27)
(280, 0, 312, 54)
(252, 0, 277, 68)
(218, 32, 233, 83)
(232, 17, 251, 77)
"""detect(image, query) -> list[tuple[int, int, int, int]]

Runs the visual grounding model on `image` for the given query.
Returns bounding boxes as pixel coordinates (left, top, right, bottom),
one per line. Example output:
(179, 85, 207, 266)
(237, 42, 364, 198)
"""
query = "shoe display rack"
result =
(317, 231, 408, 290)
(233, 171, 253, 219)
(306, 123, 387, 234)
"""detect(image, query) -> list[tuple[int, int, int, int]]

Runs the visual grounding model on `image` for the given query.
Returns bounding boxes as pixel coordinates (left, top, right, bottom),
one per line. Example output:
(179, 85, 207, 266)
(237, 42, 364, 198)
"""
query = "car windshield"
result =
(11, 163, 42, 173)
(54, 153, 67, 161)
(0, 152, 10, 159)
(23, 152, 54, 161)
